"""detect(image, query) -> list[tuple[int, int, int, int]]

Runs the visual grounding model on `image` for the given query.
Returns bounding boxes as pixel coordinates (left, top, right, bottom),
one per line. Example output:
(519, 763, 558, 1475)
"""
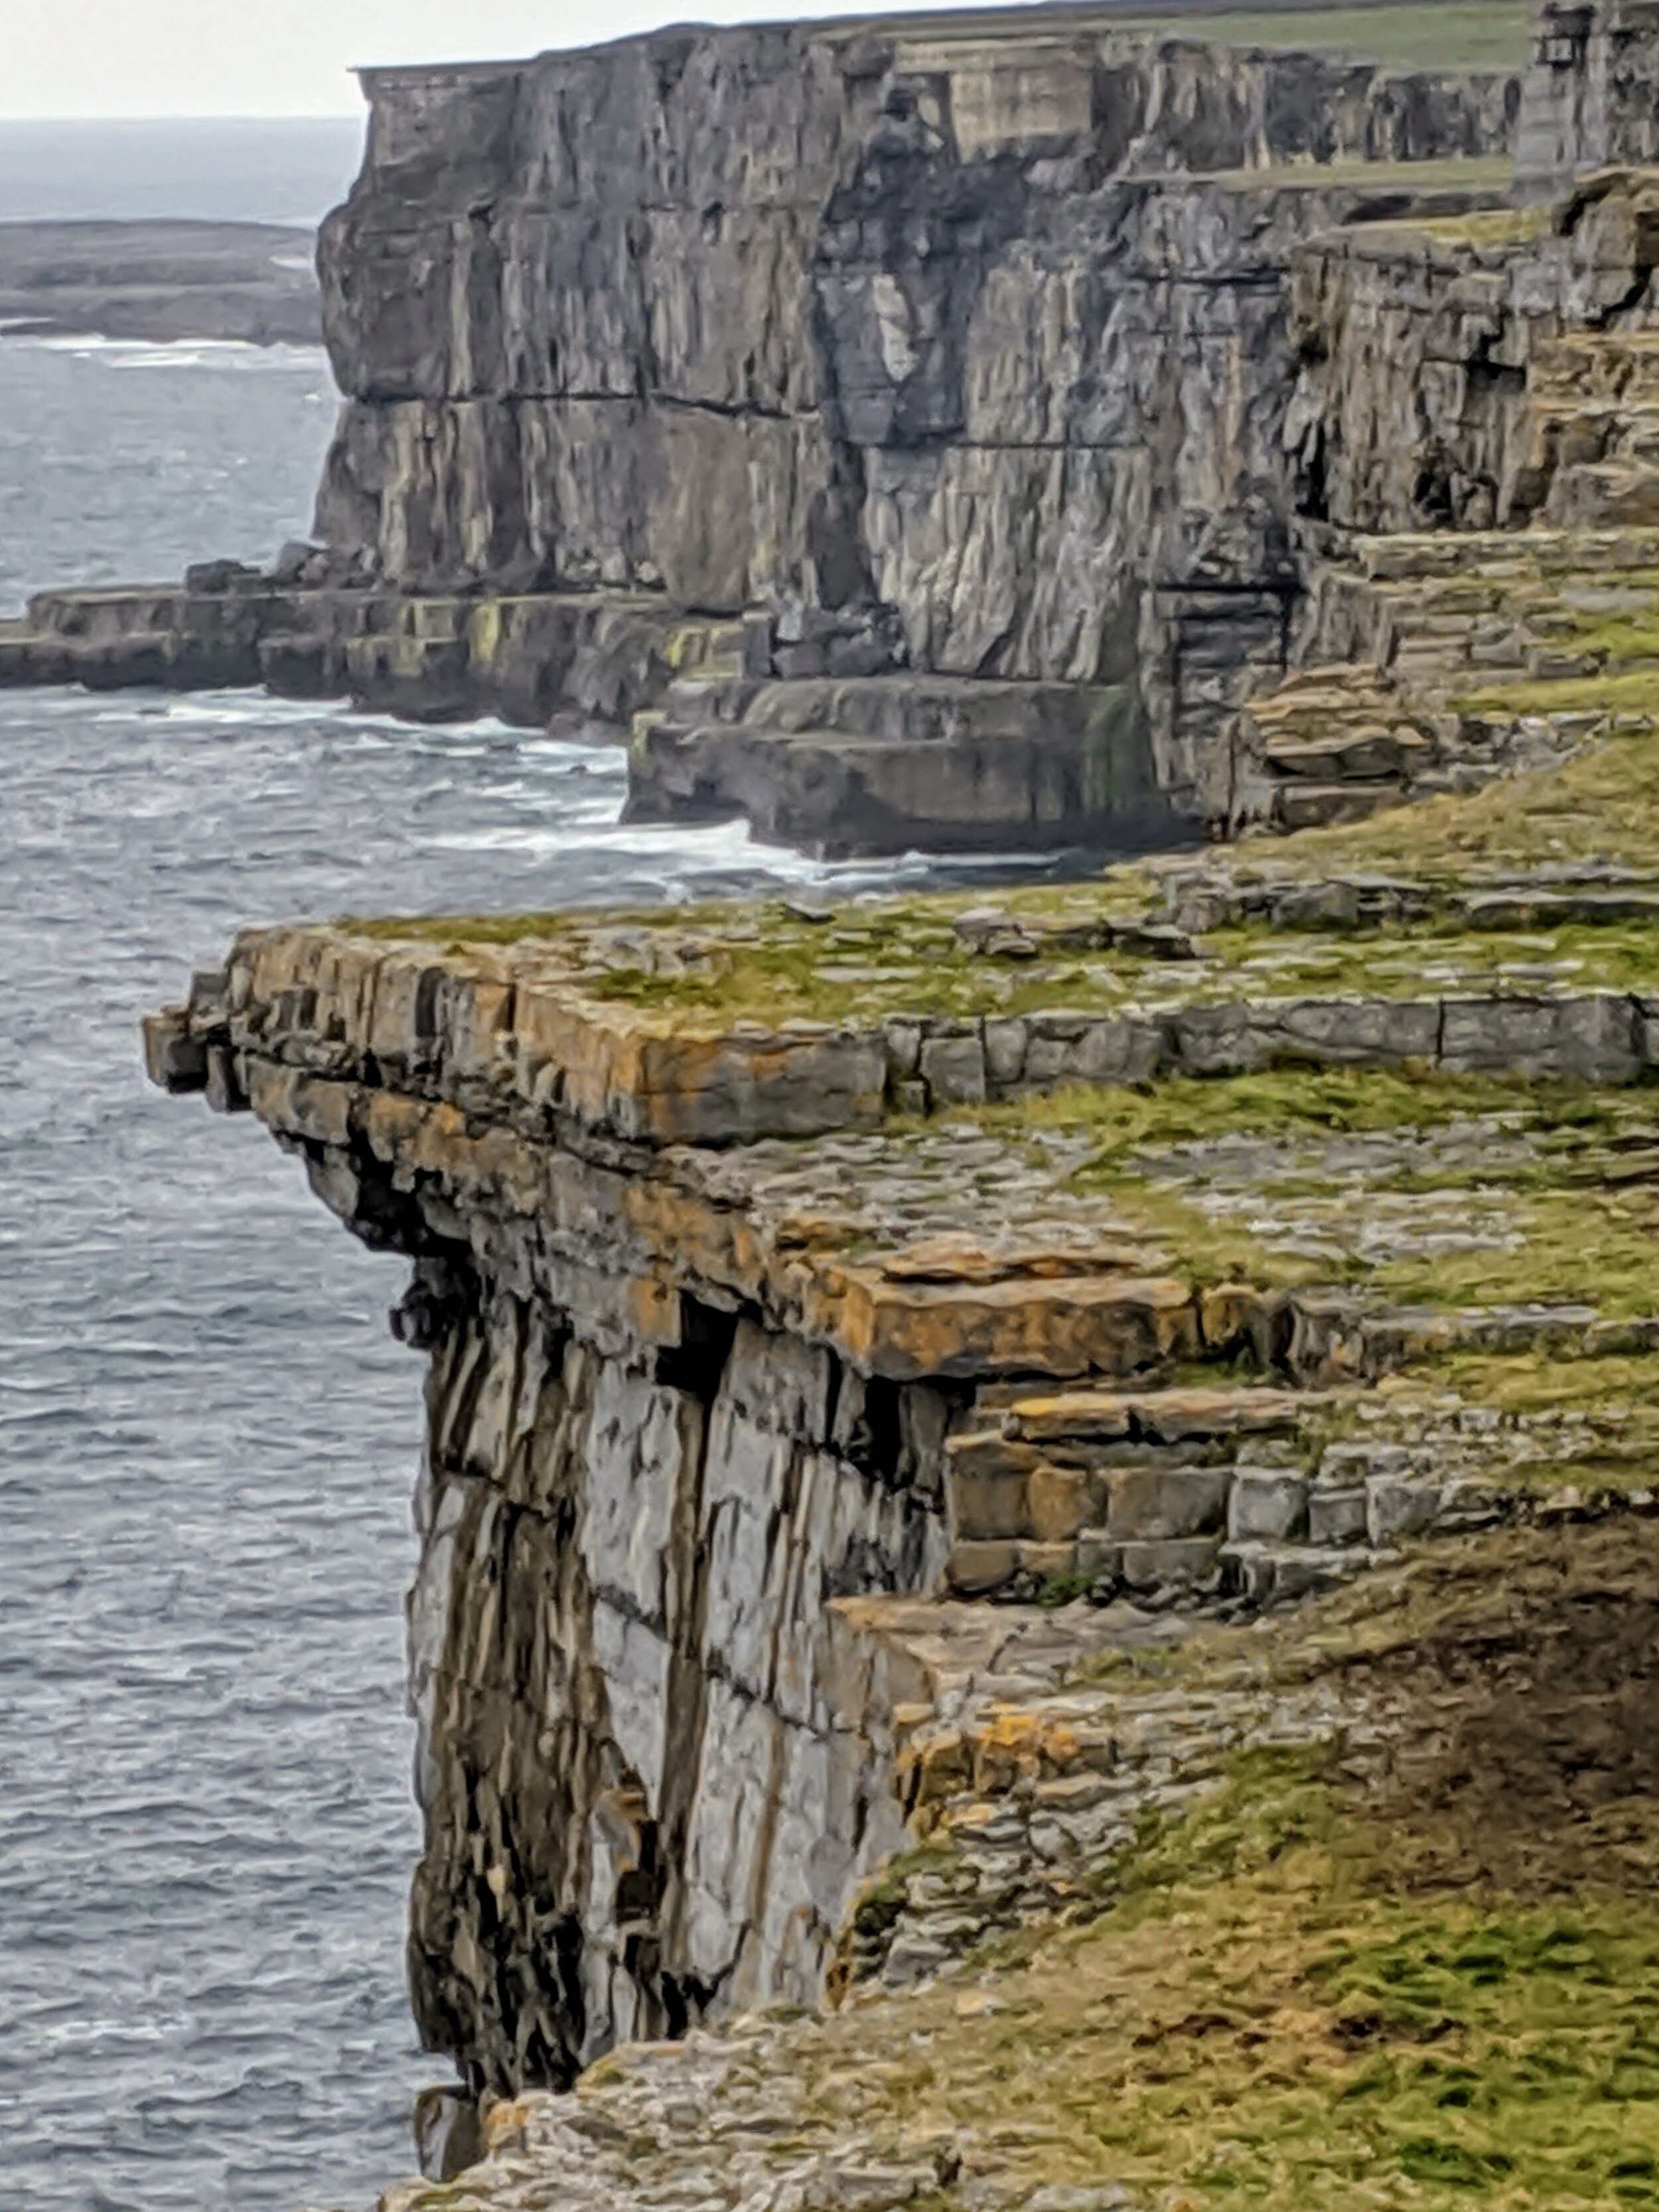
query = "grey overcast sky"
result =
(7, 0, 975, 117)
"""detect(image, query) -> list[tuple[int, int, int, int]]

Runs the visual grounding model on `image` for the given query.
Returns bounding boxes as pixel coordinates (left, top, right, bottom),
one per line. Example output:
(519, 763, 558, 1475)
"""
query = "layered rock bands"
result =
(1, 9, 1534, 851)
(145, 884, 1659, 2102)
(123, 7, 1659, 2190)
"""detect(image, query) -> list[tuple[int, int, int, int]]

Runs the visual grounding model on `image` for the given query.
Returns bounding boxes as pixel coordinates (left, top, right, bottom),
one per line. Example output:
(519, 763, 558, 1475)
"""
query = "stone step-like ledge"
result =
(946, 1462, 1659, 1601)
(145, 919, 1659, 1147)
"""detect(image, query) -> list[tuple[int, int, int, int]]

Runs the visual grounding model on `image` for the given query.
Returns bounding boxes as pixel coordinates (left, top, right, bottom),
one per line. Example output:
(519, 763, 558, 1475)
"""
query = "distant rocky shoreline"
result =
(0, 219, 321, 345)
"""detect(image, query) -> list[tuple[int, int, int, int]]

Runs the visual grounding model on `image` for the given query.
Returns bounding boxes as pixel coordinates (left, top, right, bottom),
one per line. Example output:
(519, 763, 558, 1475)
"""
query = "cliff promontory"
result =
(2, 3, 1538, 853)
(128, 3, 1659, 2202)
(149, 690, 1659, 2194)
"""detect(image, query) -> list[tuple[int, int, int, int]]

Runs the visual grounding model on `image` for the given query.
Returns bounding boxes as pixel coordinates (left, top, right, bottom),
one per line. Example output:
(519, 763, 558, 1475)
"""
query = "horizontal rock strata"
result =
(146, 852, 1659, 2101)
(131, 8, 1659, 2185)
(1, 7, 1534, 853)
(0, 578, 740, 727)
(18, 11, 1659, 859)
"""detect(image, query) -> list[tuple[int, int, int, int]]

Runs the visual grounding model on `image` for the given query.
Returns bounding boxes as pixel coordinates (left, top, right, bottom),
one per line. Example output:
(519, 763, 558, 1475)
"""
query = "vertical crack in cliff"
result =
(409, 1297, 609, 2095)
(651, 1298, 741, 2034)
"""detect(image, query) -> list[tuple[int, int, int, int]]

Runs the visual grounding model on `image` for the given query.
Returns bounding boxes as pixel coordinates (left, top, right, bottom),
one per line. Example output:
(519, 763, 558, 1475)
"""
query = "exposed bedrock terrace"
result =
(147, 656, 1659, 2104)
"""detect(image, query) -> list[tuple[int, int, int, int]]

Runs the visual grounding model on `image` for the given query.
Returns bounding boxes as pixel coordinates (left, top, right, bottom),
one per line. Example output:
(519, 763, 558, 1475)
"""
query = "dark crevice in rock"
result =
(654, 1297, 742, 1404)
(651, 1323, 729, 2035)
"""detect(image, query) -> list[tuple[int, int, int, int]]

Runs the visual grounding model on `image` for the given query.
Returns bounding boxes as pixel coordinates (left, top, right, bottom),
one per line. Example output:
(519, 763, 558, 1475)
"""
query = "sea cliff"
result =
(2, 3, 1534, 853)
(149, 755, 1659, 2193)
(133, 3, 1659, 2201)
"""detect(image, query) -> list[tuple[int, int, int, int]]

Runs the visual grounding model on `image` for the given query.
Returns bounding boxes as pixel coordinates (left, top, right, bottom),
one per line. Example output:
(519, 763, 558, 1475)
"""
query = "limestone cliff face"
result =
(315, 27, 1514, 606)
(145, 878, 1659, 2097)
(309, 17, 1517, 815)
(405, 1283, 945, 2089)
(1515, 0, 1659, 189)
(0, 9, 1533, 853)
(1284, 169, 1659, 546)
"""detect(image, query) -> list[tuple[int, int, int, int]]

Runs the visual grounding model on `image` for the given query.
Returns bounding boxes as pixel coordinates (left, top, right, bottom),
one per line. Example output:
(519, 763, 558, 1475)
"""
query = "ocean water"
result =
(0, 337, 342, 613)
(0, 332, 804, 2212)
(0, 119, 364, 228)
(0, 327, 1062, 2211)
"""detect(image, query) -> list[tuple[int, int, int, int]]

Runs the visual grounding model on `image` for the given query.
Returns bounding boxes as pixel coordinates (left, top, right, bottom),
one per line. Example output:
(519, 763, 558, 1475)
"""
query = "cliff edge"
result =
(146, 529, 1659, 2187)
(1, 0, 1544, 855)
(126, 5, 1659, 2202)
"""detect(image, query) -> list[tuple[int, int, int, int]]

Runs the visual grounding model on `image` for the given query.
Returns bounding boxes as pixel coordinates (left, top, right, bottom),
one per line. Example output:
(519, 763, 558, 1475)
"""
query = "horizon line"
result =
(0, 111, 367, 125)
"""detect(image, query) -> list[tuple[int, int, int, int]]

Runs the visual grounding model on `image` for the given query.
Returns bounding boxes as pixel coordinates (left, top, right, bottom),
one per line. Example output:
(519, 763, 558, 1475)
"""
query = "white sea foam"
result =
(1, 330, 331, 374)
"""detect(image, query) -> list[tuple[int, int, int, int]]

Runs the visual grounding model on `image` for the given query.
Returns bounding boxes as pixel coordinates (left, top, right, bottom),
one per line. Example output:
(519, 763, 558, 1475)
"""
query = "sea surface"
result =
(0, 119, 364, 228)
(0, 313, 1053, 2208)
(0, 330, 806, 2212)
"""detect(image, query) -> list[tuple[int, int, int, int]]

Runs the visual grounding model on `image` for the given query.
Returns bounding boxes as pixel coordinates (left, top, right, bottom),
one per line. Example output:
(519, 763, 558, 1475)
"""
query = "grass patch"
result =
(1374, 1181, 1659, 1317)
(1066, 1640, 1190, 1690)
(1218, 154, 1517, 191)
(1000, 1069, 1659, 1315)
(1262, 715, 1659, 878)
(1036, 1570, 1098, 1609)
(1100, 2, 1531, 72)
(1001, 1065, 1605, 1151)
(796, 1734, 1659, 2208)
(1421, 1346, 1659, 1414)
(1455, 666, 1659, 719)
(1409, 202, 1548, 247)
(1338, 1349, 1659, 1496)
(344, 893, 1659, 1037)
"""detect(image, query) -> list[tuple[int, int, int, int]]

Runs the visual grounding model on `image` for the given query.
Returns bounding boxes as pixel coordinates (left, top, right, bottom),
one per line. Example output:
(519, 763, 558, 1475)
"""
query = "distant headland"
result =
(0, 218, 322, 345)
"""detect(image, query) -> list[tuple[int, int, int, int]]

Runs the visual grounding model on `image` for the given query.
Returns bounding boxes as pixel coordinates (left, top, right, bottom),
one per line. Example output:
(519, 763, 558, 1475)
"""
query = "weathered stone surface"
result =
(1104, 1465, 1232, 1539)
(1308, 1484, 1371, 1545)
(1516, 0, 1659, 188)
(0, 10, 1530, 855)
(1227, 1467, 1309, 1542)
(123, 17, 1659, 2148)
(626, 674, 1177, 859)
(1283, 167, 1659, 546)
(144, 861, 1659, 2138)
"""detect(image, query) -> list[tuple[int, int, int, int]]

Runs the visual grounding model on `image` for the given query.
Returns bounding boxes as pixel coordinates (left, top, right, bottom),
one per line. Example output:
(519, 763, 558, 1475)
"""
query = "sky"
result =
(4, 0, 983, 117)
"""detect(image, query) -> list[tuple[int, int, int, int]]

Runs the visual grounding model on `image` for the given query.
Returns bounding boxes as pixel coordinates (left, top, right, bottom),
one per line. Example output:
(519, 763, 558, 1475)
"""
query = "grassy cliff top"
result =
(998, 1064, 1659, 1323)
(1277, 718, 1659, 881)
(345, 527, 1659, 1031)
(352, 674, 1659, 1029)
(1104, 0, 1532, 70)
(467, 1522, 1659, 2212)
(339, 889, 1659, 1040)
(825, 1521, 1659, 2205)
